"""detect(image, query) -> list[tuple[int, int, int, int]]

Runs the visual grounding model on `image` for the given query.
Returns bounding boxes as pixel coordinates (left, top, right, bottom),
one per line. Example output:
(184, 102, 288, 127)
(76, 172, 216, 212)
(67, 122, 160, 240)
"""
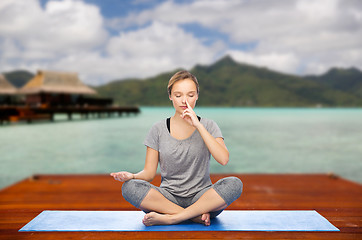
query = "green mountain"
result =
(304, 67, 362, 97)
(3, 70, 34, 88)
(3, 57, 362, 107)
(96, 56, 362, 107)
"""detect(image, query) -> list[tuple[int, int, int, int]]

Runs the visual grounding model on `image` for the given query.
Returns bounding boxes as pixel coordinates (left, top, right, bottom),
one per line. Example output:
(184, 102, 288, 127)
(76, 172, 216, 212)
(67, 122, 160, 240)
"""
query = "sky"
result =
(0, 0, 361, 85)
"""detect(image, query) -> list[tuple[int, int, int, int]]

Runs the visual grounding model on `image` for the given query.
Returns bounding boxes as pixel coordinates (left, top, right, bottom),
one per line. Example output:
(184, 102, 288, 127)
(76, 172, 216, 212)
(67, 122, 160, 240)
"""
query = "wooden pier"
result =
(0, 106, 140, 124)
(0, 173, 361, 239)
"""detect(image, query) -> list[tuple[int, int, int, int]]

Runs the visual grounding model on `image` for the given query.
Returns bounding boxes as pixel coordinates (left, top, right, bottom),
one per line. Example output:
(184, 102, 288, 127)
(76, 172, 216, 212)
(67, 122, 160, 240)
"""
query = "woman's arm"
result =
(181, 100, 229, 166)
(134, 147, 159, 181)
(110, 147, 159, 182)
(195, 125, 229, 166)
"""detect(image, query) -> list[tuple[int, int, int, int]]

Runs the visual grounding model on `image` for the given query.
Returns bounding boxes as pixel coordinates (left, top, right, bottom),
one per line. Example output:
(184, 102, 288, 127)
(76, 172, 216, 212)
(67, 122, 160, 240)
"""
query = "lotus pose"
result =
(111, 70, 242, 226)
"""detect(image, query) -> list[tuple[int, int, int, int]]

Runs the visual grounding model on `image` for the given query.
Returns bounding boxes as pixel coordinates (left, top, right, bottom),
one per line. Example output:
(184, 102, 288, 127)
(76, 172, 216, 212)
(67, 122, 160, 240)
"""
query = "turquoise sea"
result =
(1, 107, 362, 189)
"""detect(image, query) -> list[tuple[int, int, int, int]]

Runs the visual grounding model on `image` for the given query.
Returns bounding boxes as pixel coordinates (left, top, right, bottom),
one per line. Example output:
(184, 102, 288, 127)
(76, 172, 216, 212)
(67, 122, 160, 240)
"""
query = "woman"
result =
(111, 70, 242, 226)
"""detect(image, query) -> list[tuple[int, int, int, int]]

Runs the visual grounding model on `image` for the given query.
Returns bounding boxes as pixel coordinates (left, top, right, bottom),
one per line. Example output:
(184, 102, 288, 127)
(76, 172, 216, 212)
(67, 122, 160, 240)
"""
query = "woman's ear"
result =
(169, 94, 172, 101)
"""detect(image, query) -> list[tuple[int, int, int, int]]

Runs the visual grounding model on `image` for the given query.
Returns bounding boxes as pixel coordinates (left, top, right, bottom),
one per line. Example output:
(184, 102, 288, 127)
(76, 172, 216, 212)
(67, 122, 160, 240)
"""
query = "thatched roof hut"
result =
(18, 70, 96, 95)
(0, 74, 17, 95)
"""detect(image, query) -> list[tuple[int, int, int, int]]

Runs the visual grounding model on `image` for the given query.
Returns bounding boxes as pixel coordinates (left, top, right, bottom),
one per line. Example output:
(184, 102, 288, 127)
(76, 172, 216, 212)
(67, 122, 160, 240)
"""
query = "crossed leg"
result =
(140, 188, 227, 226)
(121, 177, 242, 226)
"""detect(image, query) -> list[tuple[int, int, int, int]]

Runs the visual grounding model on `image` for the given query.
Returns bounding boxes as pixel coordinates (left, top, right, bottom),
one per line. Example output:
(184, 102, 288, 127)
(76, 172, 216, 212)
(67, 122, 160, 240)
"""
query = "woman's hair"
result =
(167, 70, 199, 96)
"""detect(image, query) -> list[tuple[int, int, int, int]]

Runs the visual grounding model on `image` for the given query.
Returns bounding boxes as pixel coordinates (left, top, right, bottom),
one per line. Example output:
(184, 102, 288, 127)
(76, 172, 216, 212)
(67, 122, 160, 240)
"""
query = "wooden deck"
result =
(0, 174, 361, 239)
(0, 106, 140, 124)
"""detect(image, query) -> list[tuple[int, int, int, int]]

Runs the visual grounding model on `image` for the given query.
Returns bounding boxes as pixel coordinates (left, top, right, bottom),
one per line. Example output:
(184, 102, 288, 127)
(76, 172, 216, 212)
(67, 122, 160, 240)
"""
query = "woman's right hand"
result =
(110, 171, 134, 182)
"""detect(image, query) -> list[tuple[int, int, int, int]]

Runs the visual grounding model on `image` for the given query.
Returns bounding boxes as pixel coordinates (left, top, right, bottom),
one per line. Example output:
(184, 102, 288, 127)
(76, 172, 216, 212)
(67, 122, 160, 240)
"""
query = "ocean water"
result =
(1, 107, 361, 189)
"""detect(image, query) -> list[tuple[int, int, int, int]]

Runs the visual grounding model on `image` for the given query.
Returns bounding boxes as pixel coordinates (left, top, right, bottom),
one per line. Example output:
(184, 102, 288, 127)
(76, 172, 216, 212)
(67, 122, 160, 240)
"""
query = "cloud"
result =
(227, 50, 300, 74)
(0, 0, 107, 55)
(0, 0, 224, 85)
(51, 21, 224, 84)
(0, 0, 108, 79)
(0, 0, 361, 85)
(116, 0, 362, 75)
(106, 21, 221, 70)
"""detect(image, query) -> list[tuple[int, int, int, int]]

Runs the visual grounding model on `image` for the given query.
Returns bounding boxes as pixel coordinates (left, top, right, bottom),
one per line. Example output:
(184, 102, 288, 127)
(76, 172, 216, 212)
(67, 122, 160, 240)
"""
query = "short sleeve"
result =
(204, 119, 223, 139)
(143, 121, 161, 151)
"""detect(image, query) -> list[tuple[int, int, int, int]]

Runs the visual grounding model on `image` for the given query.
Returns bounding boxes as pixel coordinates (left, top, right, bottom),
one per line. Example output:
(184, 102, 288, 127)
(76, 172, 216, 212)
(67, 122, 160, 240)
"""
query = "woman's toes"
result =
(201, 213, 211, 226)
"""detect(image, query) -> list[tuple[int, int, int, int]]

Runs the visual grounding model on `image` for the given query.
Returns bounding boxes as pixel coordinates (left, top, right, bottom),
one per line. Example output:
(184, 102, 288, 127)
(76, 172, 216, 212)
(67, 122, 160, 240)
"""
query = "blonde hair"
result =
(167, 70, 199, 96)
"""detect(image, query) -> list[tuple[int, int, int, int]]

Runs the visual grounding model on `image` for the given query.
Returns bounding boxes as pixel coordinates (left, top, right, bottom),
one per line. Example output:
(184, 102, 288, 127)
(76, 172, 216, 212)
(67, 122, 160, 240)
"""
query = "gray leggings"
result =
(122, 176, 243, 218)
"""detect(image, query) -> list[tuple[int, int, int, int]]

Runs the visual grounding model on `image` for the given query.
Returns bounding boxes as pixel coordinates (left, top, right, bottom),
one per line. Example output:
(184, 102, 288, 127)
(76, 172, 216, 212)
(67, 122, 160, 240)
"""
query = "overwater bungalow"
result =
(0, 70, 139, 124)
(18, 70, 99, 107)
(0, 74, 18, 105)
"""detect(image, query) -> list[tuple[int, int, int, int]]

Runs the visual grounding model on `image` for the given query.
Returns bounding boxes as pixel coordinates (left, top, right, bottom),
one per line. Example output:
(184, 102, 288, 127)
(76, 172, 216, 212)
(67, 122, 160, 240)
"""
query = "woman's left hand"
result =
(181, 100, 201, 128)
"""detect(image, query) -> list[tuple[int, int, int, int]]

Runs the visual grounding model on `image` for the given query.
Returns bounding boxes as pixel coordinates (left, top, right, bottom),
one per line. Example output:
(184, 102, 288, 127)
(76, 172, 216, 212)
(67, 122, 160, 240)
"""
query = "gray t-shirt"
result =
(143, 118, 223, 197)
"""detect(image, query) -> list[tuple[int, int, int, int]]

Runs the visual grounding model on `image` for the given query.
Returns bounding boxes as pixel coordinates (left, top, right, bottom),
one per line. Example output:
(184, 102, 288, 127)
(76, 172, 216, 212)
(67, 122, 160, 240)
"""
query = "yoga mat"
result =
(19, 210, 339, 232)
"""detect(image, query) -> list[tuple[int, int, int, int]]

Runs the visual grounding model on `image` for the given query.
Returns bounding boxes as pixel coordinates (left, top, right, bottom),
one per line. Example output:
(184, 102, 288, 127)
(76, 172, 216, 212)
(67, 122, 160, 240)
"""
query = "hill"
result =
(3, 70, 34, 88)
(96, 56, 362, 107)
(2, 57, 362, 107)
(304, 67, 362, 97)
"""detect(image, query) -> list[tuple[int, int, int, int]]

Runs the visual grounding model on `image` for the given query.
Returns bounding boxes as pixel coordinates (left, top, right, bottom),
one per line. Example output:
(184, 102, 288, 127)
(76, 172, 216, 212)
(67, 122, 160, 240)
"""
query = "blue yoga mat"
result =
(19, 210, 339, 232)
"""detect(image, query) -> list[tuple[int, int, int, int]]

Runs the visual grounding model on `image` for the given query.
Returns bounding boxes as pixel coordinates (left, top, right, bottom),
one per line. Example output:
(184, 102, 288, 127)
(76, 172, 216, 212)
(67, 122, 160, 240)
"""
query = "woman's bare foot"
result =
(202, 213, 211, 226)
(192, 213, 211, 226)
(143, 212, 211, 227)
(142, 212, 175, 226)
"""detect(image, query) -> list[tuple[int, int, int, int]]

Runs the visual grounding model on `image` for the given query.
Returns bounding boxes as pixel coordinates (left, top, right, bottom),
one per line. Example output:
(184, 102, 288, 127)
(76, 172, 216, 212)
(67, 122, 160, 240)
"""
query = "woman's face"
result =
(169, 78, 198, 113)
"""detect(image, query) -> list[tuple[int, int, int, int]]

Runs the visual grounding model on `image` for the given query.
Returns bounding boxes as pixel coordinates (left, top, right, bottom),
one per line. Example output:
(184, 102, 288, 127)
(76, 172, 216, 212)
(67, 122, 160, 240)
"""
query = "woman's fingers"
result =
(110, 173, 119, 180)
(185, 99, 192, 109)
(182, 108, 196, 121)
(120, 173, 126, 181)
(181, 110, 192, 121)
(110, 172, 130, 182)
(181, 108, 189, 116)
(182, 100, 201, 127)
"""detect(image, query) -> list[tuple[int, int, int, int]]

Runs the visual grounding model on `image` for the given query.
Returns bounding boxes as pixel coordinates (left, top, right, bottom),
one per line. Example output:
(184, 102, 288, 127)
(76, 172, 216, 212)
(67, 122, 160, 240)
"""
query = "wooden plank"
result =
(0, 174, 361, 240)
(0, 106, 140, 124)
